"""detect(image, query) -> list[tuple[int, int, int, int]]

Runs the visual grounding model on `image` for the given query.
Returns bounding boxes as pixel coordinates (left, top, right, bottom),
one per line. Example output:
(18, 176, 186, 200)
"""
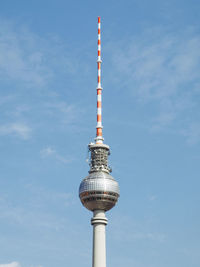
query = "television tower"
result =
(79, 17, 120, 267)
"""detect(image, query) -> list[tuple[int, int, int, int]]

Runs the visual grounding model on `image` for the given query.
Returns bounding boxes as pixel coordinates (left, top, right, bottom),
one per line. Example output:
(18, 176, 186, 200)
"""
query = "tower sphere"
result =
(79, 171, 119, 211)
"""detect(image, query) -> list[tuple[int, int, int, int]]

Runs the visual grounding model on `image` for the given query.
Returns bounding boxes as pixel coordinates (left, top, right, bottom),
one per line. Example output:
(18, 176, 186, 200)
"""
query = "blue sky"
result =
(0, 0, 200, 267)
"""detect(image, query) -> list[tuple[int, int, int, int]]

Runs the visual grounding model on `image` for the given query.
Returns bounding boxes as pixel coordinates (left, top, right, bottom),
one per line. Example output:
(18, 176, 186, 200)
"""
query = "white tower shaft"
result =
(91, 210, 108, 267)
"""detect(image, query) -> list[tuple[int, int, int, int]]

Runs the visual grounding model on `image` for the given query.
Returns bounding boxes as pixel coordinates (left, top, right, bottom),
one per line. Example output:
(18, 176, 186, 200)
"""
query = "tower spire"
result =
(95, 16, 103, 144)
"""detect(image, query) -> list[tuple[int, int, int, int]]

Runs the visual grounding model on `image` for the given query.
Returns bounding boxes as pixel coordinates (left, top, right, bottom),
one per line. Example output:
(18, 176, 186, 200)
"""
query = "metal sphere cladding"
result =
(79, 143, 120, 211)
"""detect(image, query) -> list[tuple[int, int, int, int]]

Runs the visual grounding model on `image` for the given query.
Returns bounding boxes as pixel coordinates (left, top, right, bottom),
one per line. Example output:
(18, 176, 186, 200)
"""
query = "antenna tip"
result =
(98, 17, 101, 23)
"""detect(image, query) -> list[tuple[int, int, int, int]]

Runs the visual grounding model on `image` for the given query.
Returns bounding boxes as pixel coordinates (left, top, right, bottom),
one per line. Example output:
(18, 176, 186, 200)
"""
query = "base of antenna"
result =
(94, 136, 104, 144)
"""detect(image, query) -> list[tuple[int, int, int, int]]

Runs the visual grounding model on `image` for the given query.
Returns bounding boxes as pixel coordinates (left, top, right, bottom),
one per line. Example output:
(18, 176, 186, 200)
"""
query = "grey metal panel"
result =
(79, 172, 120, 195)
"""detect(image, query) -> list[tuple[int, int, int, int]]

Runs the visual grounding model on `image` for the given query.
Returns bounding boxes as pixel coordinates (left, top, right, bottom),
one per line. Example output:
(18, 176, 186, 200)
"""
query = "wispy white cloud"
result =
(9, 105, 30, 118)
(180, 122, 200, 145)
(113, 228, 166, 243)
(0, 184, 73, 229)
(0, 263, 43, 267)
(0, 22, 50, 87)
(40, 146, 71, 164)
(110, 213, 166, 244)
(109, 29, 200, 100)
(128, 232, 166, 242)
(149, 195, 157, 201)
(0, 19, 86, 140)
(107, 27, 200, 143)
(0, 19, 78, 88)
(0, 262, 20, 267)
(40, 146, 55, 157)
(25, 184, 73, 209)
(0, 122, 31, 139)
(44, 101, 78, 125)
(0, 95, 14, 106)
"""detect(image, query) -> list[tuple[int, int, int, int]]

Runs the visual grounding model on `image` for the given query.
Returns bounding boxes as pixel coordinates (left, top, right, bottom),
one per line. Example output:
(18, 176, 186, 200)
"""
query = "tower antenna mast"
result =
(96, 16, 103, 144)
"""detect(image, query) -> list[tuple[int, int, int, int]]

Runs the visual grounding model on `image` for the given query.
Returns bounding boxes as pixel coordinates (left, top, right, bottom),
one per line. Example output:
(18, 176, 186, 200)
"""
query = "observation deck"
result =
(79, 143, 120, 211)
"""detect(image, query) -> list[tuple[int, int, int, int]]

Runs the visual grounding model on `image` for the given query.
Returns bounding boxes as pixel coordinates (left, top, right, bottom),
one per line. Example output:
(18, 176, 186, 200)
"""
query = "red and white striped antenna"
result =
(95, 16, 103, 144)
